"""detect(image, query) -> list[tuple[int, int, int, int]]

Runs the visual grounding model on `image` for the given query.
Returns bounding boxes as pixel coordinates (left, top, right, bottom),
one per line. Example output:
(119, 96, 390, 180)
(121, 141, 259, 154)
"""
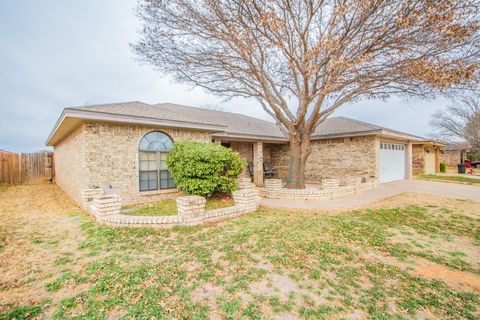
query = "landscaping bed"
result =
(121, 196, 235, 216)
(1, 185, 479, 319)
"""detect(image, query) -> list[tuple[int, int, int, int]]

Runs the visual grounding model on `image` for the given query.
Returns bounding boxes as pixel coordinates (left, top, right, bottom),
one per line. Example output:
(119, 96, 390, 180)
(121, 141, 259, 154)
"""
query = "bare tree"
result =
(465, 112, 480, 150)
(431, 94, 480, 150)
(134, 0, 480, 188)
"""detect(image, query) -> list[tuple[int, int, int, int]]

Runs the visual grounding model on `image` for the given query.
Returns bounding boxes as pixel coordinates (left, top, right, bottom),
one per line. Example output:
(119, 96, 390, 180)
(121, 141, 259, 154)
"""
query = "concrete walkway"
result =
(260, 179, 480, 210)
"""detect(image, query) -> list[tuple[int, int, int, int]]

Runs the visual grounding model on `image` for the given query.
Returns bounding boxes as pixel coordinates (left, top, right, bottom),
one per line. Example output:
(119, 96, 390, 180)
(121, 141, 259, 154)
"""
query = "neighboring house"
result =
(46, 101, 441, 206)
(439, 142, 470, 167)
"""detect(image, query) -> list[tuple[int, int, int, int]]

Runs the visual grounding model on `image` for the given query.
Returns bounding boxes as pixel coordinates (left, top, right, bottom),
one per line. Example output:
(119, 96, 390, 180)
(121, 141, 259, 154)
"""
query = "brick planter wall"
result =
(86, 185, 259, 228)
(263, 178, 376, 200)
(92, 194, 122, 216)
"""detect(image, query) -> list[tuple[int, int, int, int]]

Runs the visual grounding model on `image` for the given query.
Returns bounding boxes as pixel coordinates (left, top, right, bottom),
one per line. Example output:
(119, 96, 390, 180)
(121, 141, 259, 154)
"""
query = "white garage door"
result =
(379, 142, 406, 183)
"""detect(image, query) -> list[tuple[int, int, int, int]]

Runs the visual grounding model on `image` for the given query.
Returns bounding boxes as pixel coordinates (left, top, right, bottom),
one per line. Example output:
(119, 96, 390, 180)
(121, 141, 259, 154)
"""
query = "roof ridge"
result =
(331, 116, 426, 140)
(71, 100, 148, 109)
(333, 116, 382, 129)
(154, 102, 277, 125)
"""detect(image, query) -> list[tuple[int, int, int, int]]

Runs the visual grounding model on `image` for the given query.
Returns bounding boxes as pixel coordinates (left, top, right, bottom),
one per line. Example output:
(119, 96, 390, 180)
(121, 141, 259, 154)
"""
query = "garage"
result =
(379, 142, 406, 183)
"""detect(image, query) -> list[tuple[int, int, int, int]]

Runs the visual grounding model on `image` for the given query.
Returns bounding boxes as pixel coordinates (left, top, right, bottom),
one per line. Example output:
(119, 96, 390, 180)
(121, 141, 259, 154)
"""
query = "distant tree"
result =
(465, 109, 480, 151)
(134, 0, 480, 188)
(431, 93, 480, 150)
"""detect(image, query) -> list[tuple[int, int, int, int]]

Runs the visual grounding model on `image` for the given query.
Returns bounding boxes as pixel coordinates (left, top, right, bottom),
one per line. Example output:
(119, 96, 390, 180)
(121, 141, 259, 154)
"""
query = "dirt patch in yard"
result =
(0, 184, 83, 310)
(412, 258, 480, 293)
(365, 253, 480, 293)
(388, 228, 480, 266)
(370, 192, 480, 218)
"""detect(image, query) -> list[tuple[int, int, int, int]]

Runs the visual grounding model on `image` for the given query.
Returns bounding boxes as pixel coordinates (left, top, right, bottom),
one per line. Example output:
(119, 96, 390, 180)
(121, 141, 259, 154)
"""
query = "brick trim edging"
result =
(263, 178, 377, 200)
(83, 187, 259, 228)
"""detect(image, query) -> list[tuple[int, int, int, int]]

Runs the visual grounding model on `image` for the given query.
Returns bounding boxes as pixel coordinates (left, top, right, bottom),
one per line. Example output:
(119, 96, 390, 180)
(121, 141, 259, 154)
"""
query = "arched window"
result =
(139, 131, 175, 191)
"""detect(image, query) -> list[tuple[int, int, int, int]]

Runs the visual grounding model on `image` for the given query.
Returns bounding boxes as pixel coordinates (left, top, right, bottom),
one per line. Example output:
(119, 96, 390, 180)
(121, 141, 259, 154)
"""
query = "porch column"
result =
(253, 141, 263, 186)
(213, 138, 221, 144)
(407, 142, 413, 179)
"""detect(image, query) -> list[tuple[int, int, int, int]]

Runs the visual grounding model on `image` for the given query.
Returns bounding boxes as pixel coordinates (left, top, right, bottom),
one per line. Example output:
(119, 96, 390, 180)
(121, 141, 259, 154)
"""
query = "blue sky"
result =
(0, 0, 449, 152)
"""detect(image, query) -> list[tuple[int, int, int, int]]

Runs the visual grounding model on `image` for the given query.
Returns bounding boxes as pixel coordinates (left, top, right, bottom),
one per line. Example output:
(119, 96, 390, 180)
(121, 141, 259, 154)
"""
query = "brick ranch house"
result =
(46, 101, 443, 206)
(439, 141, 470, 168)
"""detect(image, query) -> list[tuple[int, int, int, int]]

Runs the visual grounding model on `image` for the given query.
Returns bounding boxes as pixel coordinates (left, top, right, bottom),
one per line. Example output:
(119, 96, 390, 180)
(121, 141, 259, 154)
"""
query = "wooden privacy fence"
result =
(0, 151, 54, 184)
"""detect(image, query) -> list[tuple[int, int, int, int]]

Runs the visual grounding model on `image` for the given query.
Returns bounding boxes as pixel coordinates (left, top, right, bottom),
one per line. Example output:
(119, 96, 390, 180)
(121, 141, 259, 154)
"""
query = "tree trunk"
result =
(285, 135, 311, 189)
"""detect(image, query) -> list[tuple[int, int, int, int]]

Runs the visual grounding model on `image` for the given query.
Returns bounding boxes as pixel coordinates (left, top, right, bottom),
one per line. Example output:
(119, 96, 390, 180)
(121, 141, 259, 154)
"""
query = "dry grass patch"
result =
(416, 174, 480, 185)
(121, 196, 234, 216)
(1, 186, 479, 319)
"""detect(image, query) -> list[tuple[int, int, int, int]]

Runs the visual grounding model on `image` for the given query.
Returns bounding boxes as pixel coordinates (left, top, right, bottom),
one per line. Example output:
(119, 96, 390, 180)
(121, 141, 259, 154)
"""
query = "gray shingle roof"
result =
(74, 101, 285, 138)
(72, 101, 423, 141)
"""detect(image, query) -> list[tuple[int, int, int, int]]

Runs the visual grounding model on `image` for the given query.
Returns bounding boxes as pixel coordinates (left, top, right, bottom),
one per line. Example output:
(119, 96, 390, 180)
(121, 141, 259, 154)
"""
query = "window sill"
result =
(138, 188, 179, 196)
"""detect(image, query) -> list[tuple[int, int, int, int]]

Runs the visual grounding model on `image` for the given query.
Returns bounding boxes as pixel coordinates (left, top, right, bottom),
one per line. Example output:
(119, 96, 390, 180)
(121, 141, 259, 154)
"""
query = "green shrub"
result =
(440, 162, 446, 173)
(166, 141, 246, 196)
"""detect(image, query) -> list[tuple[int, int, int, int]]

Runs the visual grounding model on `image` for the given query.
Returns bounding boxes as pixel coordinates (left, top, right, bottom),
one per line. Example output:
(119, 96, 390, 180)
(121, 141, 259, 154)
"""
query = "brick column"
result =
(176, 195, 206, 226)
(253, 141, 263, 186)
(232, 189, 257, 211)
(346, 176, 361, 186)
(93, 194, 122, 216)
(82, 188, 104, 207)
(264, 179, 282, 198)
(435, 147, 440, 173)
(237, 177, 255, 189)
(407, 142, 413, 179)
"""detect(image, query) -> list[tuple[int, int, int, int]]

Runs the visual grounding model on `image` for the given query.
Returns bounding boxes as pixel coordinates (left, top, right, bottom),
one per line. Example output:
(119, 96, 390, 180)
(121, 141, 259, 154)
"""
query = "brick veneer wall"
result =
(54, 125, 87, 204)
(270, 136, 378, 183)
(83, 122, 213, 205)
(229, 141, 272, 163)
(229, 141, 272, 178)
(440, 150, 461, 167)
(412, 145, 425, 174)
(230, 141, 253, 162)
(55, 121, 214, 206)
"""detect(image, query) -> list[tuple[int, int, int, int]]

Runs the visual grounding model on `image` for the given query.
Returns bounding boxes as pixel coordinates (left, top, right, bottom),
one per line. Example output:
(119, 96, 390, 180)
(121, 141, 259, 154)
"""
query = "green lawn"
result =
(122, 197, 234, 216)
(1, 187, 480, 319)
(416, 174, 480, 185)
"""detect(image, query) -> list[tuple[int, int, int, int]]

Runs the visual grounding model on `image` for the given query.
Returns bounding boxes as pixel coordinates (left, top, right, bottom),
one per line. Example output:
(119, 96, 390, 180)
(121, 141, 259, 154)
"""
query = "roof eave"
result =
(376, 129, 425, 141)
(411, 140, 447, 147)
(46, 108, 228, 146)
(311, 129, 425, 141)
(311, 129, 382, 140)
(212, 132, 287, 143)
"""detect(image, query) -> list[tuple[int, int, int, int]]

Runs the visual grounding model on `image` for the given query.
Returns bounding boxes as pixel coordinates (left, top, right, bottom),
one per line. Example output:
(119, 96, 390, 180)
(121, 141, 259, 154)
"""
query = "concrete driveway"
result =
(260, 179, 480, 210)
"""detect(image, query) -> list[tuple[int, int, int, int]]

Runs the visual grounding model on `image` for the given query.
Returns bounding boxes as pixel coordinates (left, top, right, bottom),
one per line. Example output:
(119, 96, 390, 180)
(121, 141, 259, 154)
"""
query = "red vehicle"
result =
(465, 160, 480, 168)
